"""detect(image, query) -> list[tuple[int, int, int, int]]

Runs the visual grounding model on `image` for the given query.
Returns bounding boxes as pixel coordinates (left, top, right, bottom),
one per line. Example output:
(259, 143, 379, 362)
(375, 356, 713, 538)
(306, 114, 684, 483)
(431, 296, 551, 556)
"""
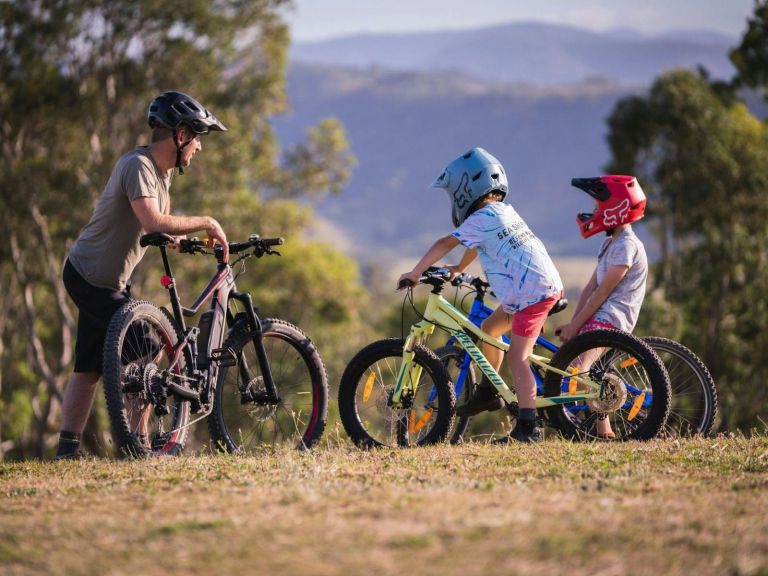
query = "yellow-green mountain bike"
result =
(338, 268, 671, 448)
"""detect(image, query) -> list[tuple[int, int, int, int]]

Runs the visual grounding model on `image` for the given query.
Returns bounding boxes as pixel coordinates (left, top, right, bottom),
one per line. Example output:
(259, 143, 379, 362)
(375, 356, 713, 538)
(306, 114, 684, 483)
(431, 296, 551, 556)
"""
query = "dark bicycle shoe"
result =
(455, 384, 503, 417)
(493, 420, 543, 444)
(54, 449, 87, 461)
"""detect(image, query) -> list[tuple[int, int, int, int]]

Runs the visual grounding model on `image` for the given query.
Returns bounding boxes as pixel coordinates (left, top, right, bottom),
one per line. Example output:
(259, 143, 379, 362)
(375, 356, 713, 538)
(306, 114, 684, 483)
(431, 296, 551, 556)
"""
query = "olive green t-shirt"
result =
(68, 147, 171, 291)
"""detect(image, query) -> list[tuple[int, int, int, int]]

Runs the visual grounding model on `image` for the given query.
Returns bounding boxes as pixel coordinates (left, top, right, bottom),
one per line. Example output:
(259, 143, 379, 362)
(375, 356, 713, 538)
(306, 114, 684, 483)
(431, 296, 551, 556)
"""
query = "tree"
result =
(730, 0, 768, 100)
(605, 69, 768, 430)
(0, 0, 362, 459)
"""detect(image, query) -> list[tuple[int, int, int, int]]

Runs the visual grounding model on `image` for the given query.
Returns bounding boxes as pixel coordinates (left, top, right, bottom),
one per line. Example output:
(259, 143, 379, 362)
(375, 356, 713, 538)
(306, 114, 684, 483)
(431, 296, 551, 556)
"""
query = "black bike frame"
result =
(156, 245, 279, 402)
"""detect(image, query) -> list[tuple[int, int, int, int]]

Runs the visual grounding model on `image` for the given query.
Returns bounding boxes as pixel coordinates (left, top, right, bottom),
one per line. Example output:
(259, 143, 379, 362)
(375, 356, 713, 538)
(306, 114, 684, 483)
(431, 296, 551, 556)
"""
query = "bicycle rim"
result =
(643, 337, 718, 437)
(211, 319, 328, 452)
(544, 329, 670, 441)
(339, 339, 454, 448)
(103, 301, 189, 457)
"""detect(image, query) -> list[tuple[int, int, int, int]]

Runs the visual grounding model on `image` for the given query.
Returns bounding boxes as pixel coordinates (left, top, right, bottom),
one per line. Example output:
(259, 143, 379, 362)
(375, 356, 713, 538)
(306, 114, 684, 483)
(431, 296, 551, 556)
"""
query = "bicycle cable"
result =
(404, 284, 458, 335)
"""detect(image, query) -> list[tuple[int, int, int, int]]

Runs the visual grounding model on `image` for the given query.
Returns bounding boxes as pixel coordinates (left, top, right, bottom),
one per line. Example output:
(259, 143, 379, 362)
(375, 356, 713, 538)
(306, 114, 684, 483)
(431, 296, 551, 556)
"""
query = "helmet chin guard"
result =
(572, 175, 646, 238)
(431, 147, 508, 227)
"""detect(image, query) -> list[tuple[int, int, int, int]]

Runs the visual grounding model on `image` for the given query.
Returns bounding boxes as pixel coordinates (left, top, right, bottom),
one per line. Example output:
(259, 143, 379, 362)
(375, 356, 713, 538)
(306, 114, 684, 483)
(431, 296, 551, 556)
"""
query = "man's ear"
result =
(175, 126, 189, 144)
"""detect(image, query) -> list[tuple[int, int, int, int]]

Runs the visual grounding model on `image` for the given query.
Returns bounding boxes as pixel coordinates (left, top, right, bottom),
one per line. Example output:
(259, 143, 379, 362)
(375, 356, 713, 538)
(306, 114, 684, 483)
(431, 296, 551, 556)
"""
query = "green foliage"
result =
(605, 68, 768, 430)
(730, 0, 768, 99)
(279, 118, 358, 198)
(0, 0, 366, 458)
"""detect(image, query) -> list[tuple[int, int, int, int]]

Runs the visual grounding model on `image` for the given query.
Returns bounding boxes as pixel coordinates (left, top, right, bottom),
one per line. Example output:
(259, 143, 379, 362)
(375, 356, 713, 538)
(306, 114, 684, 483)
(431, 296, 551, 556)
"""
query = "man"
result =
(57, 91, 229, 459)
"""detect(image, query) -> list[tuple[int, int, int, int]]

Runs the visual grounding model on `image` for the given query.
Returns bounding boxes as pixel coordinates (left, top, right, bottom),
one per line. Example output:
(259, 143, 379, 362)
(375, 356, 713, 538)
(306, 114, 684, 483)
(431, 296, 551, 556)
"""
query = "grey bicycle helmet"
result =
(147, 91, 227, 134)
(431, 147, 508, 227)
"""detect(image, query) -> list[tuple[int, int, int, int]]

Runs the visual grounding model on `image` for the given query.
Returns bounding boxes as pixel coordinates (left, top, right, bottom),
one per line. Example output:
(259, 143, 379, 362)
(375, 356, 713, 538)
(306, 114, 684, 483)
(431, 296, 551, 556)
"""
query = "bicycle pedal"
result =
(210, 347, 237, 367)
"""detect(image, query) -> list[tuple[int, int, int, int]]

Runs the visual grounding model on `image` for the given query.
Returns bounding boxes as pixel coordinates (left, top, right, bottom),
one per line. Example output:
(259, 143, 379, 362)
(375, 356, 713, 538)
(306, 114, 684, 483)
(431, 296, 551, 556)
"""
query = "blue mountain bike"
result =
(438, 274, 718, 443)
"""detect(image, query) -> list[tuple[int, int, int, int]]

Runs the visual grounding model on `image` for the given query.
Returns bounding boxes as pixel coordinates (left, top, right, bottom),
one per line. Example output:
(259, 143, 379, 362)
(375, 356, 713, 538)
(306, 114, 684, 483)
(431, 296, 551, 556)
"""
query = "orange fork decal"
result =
(410, 408, 433, 434)
(362, 372, 375, 403)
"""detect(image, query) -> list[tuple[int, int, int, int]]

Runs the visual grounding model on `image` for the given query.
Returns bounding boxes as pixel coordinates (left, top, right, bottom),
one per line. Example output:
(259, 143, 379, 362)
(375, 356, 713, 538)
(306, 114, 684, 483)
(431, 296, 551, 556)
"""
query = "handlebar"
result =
(397, 267, 452, 290)
(138, 232, 284, 262)
(177, 234, 284, 259)
(451, 272, 491, 294)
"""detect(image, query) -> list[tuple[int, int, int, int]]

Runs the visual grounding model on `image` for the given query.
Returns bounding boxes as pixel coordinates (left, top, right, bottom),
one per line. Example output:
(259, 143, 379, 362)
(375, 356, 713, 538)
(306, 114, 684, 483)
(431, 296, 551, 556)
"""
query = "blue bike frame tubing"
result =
(440, 287, 653, 412)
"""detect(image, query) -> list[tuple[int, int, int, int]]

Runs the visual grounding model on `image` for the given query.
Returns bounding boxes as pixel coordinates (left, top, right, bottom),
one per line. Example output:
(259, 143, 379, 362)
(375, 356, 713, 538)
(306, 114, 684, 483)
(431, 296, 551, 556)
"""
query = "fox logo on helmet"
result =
(452, 173, 472, 209)
(602, 198, 630, 227)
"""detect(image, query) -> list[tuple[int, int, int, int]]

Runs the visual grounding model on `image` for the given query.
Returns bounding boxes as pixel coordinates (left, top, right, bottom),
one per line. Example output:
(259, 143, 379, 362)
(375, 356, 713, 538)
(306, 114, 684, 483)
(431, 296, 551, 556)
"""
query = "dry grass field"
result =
(1, 434, 767, 576)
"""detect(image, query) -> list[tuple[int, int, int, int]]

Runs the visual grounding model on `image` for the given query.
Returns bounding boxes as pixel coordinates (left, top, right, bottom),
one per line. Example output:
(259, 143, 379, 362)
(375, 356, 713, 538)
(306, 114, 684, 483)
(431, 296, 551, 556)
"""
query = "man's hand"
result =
(555, 322, 579, 343)
(206, 218, 229, 262)
(167, 235, 187, 250)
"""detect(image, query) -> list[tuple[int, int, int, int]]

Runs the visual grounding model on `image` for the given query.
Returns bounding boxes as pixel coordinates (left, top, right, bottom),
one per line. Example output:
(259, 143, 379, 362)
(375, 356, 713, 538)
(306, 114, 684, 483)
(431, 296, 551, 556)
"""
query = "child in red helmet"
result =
(555, 175, 648, 439)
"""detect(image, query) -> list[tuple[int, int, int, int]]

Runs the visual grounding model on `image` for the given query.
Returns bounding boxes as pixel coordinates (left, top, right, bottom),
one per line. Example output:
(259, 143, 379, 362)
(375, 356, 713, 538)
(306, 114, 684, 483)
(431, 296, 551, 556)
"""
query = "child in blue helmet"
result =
(398, 147, 563, 443)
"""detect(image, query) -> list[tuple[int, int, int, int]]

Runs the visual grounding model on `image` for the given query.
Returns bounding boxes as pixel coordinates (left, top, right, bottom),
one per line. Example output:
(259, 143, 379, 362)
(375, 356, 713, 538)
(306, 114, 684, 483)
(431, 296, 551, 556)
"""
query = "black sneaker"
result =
(455, 383, 503, 417)
(54, 449, 87, 461)
(493, 419, 542, 444)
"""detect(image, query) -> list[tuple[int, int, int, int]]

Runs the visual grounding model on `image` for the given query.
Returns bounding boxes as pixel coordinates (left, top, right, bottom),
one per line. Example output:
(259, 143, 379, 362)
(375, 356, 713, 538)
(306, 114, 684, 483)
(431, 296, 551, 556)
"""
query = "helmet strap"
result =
(173, 127, 195, 175)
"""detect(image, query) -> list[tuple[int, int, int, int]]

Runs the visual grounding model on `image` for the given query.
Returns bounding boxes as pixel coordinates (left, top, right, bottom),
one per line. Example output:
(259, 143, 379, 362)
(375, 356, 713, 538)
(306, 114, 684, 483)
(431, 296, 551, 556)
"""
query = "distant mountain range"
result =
(274, 23, 742, 269)
(290, 22, 737, 86)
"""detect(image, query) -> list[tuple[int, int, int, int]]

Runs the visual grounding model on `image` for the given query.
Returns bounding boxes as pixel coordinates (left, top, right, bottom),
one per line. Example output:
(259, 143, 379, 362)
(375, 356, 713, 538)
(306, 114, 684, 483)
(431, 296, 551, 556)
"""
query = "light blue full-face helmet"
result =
(431, 147, 508, 227)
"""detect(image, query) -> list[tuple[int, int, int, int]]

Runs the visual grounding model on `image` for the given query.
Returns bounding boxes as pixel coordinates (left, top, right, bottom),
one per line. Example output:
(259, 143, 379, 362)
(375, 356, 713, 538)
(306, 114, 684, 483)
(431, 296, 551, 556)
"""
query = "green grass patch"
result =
(0, 436, 766, 575)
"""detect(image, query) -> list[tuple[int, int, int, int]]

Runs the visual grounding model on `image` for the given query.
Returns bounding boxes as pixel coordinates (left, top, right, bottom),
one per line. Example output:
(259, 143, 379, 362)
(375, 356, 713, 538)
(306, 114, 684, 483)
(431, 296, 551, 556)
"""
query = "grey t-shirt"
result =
(593, 226, 648, 332)
(68, 147, 171, 291)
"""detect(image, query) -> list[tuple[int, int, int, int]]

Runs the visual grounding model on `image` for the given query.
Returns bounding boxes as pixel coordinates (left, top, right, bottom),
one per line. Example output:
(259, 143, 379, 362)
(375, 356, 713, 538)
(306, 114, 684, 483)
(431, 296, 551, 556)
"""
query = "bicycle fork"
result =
(229, 290, 280, 404)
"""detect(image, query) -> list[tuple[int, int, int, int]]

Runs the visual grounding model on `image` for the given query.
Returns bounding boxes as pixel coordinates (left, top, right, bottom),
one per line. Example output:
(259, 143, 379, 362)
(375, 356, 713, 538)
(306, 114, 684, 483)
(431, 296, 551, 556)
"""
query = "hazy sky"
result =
(285, 0, 757, 41)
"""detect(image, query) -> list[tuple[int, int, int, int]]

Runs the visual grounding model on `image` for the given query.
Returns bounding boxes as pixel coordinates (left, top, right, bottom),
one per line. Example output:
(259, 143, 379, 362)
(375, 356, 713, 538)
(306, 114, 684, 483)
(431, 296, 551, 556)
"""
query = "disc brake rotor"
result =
(587, 372, 627, 413)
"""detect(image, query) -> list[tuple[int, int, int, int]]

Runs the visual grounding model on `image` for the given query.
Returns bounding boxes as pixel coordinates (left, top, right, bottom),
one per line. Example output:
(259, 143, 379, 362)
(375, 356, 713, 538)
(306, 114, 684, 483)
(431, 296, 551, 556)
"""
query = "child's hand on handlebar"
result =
(445, 265, 463, 280)
(397, 270, 420, 291)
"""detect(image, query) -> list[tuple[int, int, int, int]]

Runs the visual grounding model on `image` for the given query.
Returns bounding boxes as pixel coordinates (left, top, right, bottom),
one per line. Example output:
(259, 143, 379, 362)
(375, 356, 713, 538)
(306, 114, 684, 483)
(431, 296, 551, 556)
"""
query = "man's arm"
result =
(131, 197, 229, 262)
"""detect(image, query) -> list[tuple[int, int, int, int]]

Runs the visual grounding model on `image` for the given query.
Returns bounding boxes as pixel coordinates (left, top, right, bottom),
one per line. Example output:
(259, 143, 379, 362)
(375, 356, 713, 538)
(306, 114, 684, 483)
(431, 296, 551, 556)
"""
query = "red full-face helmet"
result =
(572, 175, 646, 238)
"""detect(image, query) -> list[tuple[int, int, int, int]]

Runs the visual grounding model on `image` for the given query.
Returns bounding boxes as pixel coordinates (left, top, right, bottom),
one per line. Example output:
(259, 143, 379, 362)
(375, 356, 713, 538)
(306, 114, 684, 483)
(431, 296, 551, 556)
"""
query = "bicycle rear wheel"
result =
(543, 329, 671, 441)
(208, 318, 328, 452)
(102, 300, 190, 457)
(338, 339, 455, 449)
(642, 337, 718, 437)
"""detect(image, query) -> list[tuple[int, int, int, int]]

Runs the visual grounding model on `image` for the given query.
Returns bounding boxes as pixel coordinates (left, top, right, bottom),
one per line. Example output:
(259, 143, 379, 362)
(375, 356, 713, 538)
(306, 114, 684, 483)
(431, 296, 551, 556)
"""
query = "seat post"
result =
(158, 246, 186, 331)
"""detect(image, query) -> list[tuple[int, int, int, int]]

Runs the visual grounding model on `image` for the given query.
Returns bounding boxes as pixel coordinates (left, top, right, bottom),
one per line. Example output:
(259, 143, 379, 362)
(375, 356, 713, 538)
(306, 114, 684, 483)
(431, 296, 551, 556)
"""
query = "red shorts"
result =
(510, 293, 562, 338)
(578, 317, 617, 334)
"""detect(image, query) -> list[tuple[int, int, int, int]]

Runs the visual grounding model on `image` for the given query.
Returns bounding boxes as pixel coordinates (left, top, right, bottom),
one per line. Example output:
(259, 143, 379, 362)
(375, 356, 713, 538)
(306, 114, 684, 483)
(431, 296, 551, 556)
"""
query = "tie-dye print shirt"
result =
(452, 202, 563, 313)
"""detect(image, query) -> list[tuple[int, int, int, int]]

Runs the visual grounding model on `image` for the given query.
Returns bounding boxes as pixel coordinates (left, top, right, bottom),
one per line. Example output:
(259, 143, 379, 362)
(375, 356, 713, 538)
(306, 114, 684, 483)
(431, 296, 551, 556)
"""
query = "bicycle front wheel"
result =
(208, 318, 328, 452)
(642, 337, 718, 437)
(543, 329, 671, 441)
(102, 300, 190, 457)
(338, 339, 455, 449)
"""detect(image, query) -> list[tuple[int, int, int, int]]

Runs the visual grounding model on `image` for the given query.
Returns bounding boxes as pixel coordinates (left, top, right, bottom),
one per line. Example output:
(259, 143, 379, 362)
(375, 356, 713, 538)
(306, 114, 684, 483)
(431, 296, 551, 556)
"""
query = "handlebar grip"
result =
(398, 278, 415, 290)
(263, 237, 284, 247)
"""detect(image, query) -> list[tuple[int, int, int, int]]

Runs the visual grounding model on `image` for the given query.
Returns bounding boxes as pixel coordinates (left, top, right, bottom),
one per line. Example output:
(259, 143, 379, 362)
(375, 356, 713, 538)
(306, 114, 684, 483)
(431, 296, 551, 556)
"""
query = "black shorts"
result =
(63, 259, 131, 374)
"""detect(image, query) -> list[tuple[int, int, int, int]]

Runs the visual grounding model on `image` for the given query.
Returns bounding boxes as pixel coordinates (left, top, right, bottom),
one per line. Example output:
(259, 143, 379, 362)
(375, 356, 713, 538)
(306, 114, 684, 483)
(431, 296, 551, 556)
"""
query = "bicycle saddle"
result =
(140, 232, 175, 247)
(548, 298, 568, 316)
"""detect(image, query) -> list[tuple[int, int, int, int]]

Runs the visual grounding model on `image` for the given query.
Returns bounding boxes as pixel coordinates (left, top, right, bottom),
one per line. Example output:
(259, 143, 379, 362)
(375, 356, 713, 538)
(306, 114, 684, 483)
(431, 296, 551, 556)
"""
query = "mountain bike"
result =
(337, 267, 671, 448)
(440, 274, 718, 443)
(101, 232, 328, 457)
